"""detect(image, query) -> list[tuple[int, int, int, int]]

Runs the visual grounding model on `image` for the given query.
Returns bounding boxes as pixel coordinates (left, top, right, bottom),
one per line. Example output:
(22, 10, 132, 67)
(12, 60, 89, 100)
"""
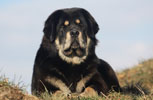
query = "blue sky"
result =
(0, 0, 153, 93)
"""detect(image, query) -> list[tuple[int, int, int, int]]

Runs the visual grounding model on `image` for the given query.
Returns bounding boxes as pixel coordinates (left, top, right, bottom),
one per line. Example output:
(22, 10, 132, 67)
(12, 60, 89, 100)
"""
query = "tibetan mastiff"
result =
(32, 8, 121, 96)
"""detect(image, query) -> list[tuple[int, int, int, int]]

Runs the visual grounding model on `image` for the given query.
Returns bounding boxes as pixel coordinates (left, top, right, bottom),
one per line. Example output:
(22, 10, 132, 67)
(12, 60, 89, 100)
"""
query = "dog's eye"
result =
(75, 19, 80, 24)
(64, 20, 69, 26)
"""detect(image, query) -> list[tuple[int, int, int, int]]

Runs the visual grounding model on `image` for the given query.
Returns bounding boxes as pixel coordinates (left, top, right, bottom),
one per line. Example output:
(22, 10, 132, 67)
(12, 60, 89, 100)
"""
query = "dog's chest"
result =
(59, 66, 91, 92)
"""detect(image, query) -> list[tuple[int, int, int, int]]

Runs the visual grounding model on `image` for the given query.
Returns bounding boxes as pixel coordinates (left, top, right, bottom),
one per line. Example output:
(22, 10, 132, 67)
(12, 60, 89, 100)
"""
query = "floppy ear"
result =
(81, 9, 99, 38)
(43, 10, 63, 42)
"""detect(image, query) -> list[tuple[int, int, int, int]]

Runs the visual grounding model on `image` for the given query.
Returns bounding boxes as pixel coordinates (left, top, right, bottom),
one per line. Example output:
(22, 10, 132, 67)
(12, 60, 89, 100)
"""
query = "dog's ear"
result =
(81, 9, 99, 38)
(43, 10, 63, 42)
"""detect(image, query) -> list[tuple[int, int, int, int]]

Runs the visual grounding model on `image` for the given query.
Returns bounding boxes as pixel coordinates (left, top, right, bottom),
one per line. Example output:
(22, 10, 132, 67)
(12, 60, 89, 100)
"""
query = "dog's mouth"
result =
(63, 41, 85, 57)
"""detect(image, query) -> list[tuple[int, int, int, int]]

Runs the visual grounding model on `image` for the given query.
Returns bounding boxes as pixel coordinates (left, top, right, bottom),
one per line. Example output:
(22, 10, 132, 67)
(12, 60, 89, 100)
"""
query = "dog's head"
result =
(43, 8, 99, 64)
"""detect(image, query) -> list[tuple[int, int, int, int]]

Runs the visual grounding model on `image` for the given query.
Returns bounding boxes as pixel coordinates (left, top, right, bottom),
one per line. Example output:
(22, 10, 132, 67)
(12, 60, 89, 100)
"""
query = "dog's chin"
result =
(63, 41, 86, 58)
(63, 47, 85, 58)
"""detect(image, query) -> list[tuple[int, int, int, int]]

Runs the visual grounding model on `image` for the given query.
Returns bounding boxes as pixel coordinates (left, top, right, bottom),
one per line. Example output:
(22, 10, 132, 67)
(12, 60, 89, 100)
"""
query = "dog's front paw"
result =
(80, 87, 98, 97)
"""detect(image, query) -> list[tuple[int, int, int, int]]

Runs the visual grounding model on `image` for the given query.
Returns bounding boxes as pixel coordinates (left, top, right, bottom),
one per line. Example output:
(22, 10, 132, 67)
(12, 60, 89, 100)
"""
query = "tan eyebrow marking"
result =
(64, 20, 69, 26)
(76, 19, 80, 24)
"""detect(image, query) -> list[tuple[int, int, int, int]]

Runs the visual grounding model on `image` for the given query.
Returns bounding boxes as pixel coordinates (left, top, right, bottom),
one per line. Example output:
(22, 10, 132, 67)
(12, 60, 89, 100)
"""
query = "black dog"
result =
(31, 8, 121, 96)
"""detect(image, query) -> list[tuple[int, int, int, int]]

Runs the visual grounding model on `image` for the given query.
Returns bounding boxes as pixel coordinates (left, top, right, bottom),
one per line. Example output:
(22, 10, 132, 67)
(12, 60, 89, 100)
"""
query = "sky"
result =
(0, 0, 153, 93)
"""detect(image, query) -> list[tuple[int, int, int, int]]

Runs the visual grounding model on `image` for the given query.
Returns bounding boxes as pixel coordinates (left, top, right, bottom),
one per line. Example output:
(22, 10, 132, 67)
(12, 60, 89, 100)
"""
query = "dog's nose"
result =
(70, 30, 79, 37)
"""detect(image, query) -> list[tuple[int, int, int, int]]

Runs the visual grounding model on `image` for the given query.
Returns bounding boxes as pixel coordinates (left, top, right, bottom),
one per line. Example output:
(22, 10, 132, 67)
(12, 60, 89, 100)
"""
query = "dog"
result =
(31, 8, 121, 97)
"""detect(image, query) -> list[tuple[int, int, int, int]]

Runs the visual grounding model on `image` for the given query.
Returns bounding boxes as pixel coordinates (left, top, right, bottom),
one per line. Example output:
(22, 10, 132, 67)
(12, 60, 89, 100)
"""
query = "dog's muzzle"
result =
(70, 30, 79, 38)
(63, 40, 85, 57)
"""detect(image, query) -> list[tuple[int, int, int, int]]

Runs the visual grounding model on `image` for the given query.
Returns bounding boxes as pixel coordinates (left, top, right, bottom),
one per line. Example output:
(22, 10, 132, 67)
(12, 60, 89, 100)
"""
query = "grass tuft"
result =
(0, 76, 39, 100)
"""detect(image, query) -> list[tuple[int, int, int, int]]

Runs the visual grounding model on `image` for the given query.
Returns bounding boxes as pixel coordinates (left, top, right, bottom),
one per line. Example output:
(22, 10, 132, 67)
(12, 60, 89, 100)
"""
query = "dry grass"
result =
(0, 58, 153, 100)
(0, 76, 39, 100)
(118, 59, 153, 89)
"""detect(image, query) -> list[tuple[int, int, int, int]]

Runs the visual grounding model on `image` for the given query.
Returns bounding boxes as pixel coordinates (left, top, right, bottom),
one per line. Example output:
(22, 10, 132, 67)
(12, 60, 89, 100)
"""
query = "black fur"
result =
(31, 8, 121, 96)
